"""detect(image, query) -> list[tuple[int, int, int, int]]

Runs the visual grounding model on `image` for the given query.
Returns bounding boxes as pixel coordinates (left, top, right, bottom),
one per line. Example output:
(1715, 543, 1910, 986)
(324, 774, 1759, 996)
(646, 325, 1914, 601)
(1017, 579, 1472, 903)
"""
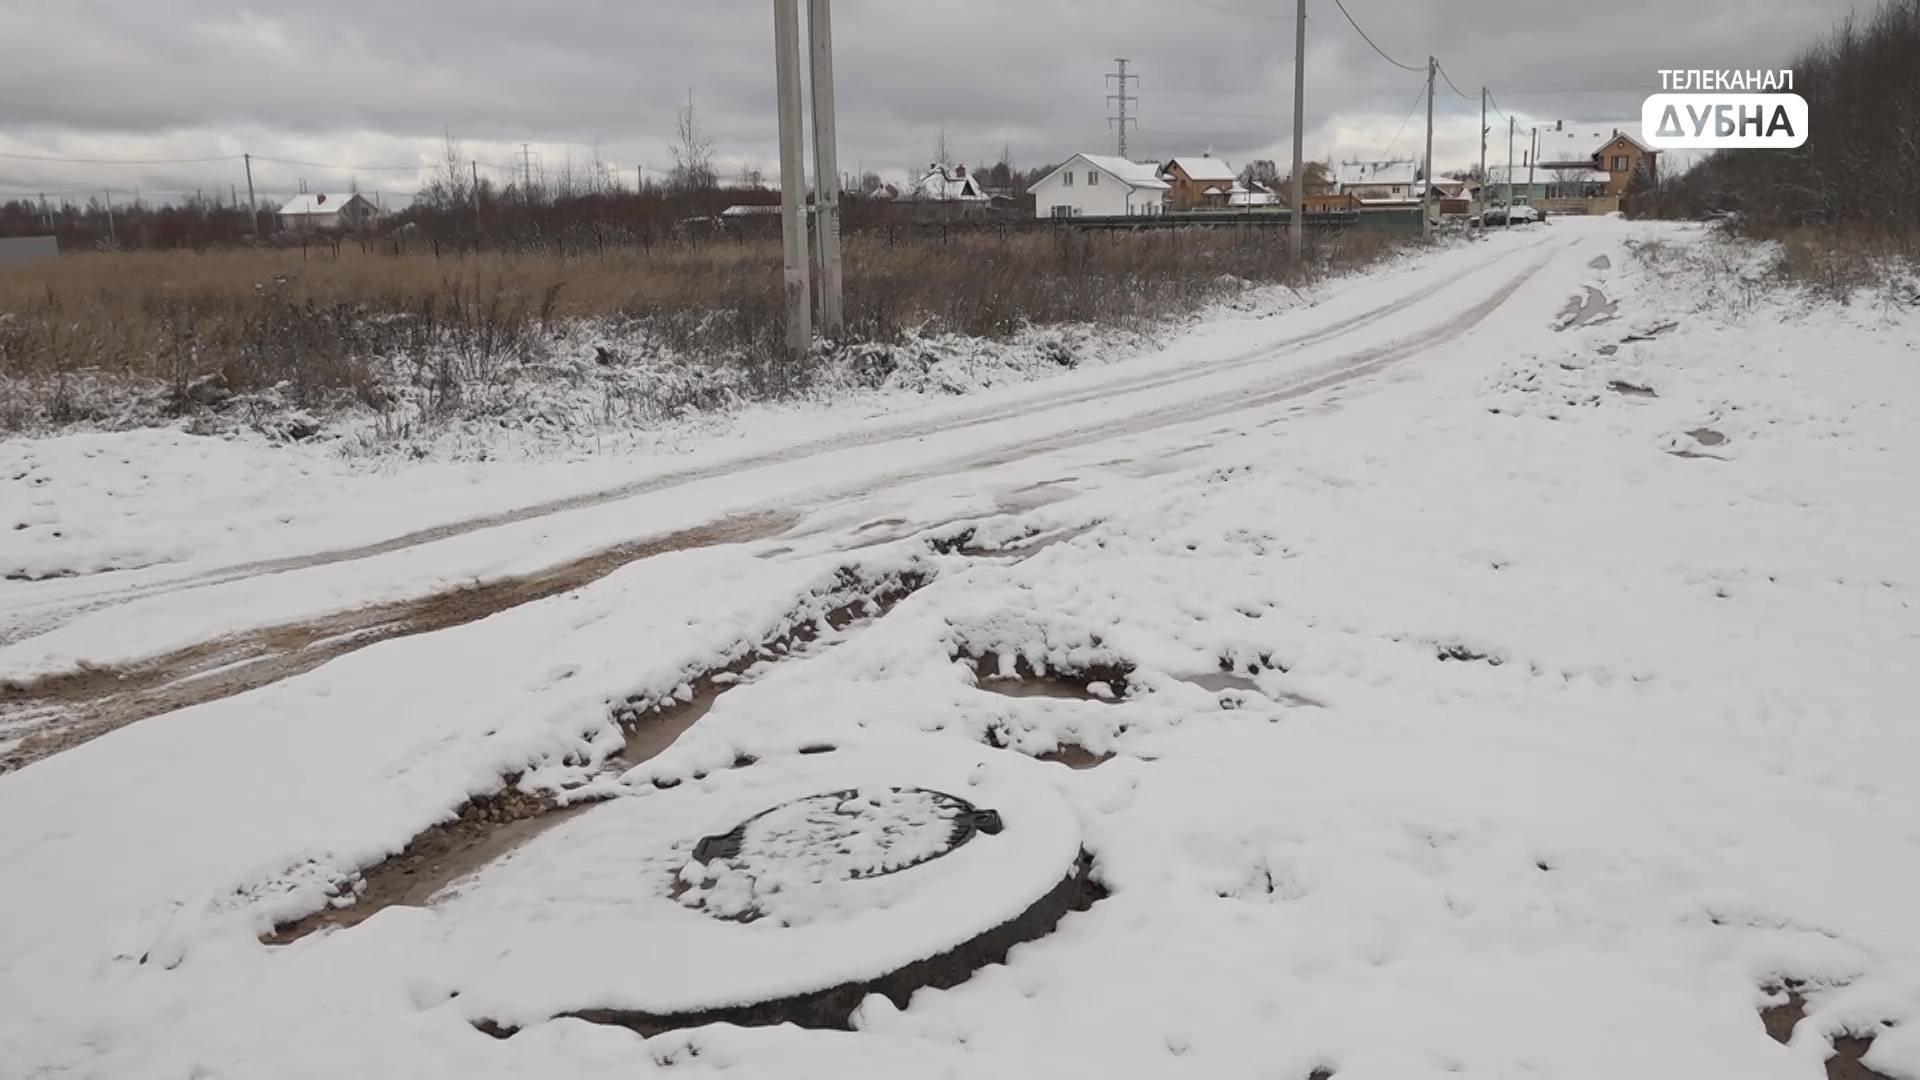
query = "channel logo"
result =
(1641, 70, 1807, 149)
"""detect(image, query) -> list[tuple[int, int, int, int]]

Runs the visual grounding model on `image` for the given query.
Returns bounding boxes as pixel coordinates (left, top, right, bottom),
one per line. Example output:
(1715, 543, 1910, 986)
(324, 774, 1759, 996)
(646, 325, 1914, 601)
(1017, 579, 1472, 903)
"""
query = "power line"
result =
(1377, 77, 1429, 161)
(1434, 60, 1477, 102)
(1328, 0, 1424, 72)
(1192, 0, 1289, 20)
(0, 150, 240, 166)
(249, 155, 426, 173)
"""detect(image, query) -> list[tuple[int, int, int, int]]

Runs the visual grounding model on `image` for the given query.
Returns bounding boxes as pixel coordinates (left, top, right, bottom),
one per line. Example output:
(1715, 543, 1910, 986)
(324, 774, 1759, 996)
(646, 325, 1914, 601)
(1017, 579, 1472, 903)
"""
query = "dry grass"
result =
(0, 227, 1399, 431)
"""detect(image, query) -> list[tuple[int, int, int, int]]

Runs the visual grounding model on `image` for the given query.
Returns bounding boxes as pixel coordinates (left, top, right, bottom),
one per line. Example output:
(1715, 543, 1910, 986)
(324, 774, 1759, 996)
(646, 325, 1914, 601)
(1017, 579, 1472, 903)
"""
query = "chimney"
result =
(955, 164, 966, 177)
(1556, 119, 1563, 131)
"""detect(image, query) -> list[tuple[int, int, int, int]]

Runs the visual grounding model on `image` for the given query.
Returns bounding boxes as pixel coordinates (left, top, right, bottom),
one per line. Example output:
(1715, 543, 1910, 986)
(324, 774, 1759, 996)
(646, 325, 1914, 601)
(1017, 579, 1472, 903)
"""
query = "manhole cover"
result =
(676, 787, 1002, 923)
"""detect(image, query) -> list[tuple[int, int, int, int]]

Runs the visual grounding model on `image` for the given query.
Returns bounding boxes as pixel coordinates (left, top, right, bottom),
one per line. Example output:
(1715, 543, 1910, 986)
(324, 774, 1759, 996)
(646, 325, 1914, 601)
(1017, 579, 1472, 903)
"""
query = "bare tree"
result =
(671, 89, 719, 193)
(934, 125, 952, 167)
(419, 130, 471, 210)
(859, 171, 884, 195)
(736, 163, 766, 188)
(1240, 159, 1282, 187)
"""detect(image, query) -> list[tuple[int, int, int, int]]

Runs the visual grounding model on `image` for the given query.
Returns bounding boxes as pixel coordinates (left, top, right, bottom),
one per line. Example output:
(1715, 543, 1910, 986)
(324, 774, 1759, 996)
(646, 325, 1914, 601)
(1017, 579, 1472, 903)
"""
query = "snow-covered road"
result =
(3, 217, 1918, 1080)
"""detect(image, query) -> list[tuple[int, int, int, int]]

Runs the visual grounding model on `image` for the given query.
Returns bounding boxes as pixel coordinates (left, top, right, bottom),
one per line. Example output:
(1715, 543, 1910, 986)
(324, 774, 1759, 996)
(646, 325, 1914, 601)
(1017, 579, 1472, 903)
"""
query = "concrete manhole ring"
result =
(679, 787, 1002, 922)
(431, 741, 1094, 1037)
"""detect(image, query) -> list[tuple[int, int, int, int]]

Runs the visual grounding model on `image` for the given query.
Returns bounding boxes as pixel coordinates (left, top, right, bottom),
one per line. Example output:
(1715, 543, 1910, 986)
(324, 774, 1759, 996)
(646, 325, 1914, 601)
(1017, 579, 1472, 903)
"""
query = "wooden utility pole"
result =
(102, 189, 115, 245)
(1289, 0, 1306, 261)
(1421, 55, 1435, 239)
(808, 0, 844, 335)
(773, 0, 812, 354)
(471, 160, 482, 233)
(243, 153, 259, 237)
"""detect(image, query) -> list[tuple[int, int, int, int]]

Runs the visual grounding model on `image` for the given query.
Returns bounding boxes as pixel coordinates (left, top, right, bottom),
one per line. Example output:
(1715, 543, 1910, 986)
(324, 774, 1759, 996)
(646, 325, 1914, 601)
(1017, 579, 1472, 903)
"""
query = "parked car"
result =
(1478, 205, 1544, 227)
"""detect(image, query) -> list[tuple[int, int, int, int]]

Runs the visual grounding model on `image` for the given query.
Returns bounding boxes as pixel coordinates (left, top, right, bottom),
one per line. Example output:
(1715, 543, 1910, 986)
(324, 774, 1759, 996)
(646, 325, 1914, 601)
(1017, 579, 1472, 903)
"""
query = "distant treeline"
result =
(1, 165, 1057, 255)
(1631, 0, 1920, 233)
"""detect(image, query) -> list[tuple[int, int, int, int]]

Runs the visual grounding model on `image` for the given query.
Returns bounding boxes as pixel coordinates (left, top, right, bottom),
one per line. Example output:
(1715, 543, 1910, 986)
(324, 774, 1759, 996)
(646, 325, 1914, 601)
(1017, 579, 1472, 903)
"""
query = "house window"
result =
(1088, 170, 1099, 185)
(1063, 171, 1074, 187)
(1051, 205, 1073, 219)
(1611, 155, 1627, 171)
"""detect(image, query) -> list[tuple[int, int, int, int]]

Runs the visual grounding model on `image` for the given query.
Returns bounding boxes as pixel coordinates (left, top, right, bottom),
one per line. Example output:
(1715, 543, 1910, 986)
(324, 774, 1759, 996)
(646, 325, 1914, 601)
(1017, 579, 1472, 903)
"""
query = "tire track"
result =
(0, 241, 1565, 770)
(5, 239, 1544, 640)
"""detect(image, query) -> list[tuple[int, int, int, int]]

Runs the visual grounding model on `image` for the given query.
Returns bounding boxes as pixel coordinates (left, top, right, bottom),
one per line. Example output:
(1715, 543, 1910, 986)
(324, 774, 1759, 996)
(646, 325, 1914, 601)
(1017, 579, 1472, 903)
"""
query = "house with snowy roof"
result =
(1529, 122, 1658, 196)
(275, 193, 379, 232)
(1334, 160, 1418, 200)
(1160, 155, 1239, 211)
(1227, 180, 1281, 208)
(906, 164, 988, 202)
(1029, 154, 1170, 218)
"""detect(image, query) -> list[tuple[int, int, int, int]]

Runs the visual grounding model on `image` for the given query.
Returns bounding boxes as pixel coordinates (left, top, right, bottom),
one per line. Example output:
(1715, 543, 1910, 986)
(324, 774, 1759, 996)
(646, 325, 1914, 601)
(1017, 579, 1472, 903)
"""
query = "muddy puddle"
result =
(478, 851, 1106, 1041)
(3, 511, 798, 774)
(1036, 744, 1113, 769)
(967, 651, 1132, 702)
(1555, 287, 1620, 331)
(1177, 671, 1321, 708)
(264, 567, 927, 945)
(1760, 984, 1896, 1080)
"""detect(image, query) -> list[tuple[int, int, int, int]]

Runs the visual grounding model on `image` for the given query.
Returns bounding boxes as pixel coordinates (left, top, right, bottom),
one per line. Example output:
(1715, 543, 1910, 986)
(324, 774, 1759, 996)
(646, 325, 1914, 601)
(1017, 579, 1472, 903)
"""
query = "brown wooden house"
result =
(1160, 155, 1239, 211)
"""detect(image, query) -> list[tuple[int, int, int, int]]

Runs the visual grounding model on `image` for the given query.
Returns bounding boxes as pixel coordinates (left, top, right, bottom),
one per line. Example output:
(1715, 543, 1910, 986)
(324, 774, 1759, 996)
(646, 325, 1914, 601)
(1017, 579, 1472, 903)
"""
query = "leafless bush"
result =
(0, 225, 1399, 434)
(1634, 0, 1920, 235)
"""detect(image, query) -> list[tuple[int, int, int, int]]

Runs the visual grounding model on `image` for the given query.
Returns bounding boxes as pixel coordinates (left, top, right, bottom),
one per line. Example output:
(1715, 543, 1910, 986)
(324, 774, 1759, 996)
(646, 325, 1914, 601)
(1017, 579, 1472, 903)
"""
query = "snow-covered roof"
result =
(1166, 155, 1237, 183)
(277, 193, 369, 215)
(1532, 127, 1654, 167)
(1049, 154, 1171, 191)
(1336, 160, 1417, 187)
(909, 165, 987, 201)
(1487, 165, 1611, 184)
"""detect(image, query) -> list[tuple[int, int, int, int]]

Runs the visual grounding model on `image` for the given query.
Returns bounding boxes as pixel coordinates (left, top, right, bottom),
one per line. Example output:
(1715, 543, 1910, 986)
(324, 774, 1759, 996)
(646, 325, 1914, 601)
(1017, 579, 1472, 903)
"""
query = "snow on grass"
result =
(2, 220, 1916, 1078)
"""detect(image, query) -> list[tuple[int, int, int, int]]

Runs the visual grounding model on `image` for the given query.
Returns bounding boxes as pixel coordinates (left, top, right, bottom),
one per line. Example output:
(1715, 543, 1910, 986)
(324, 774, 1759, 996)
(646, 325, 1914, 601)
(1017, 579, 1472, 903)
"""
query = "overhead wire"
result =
(0, 150, 241, 166)
(1434, 60, 1477, 102)
(1377, 76, 1430, 160)
(1328, 0, 1425, 72)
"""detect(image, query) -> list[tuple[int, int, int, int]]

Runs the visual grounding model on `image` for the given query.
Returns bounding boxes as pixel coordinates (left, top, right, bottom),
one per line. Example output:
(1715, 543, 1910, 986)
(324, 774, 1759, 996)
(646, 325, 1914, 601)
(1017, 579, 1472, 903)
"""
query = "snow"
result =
(1166, 156, 1238, 183)
(421, 742, 1080, 1026)
(3, 218, 1918, 1079)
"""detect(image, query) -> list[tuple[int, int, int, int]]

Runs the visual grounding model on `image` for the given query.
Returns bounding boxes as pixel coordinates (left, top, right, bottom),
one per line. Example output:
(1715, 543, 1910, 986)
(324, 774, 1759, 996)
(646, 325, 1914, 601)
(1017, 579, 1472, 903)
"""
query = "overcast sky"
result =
(0, 0, 1851, 206)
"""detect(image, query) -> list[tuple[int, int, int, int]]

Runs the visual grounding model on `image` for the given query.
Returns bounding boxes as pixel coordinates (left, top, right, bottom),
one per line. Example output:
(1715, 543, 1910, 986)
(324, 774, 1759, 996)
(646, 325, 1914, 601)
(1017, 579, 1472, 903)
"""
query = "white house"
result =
(907, 164, 988, 202)
(1029, 154, 1169, 218)
(1334, 160, 1418, 200)
(276, 193, 379, 231)
(1228, 180, 1280, 207)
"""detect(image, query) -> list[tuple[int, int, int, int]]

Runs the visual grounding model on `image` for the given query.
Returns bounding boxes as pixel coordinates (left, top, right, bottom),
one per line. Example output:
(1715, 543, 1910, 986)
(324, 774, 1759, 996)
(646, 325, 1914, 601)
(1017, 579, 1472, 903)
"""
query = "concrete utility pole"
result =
(472, 160, 483, 233)
(243, 153, 259, 237)
(1479, 87, 1488, 215)
(102, 189, 115, 245)
(1527, 126, 1539, 210)
(773, 0, 812, 354)
(808, 0, 844, 336)
(1289, 0, 1306, 261)
(1421, 55, 1435, 240)
(1106, 59, 1138, 158)
(1505, 115, 1516, 228)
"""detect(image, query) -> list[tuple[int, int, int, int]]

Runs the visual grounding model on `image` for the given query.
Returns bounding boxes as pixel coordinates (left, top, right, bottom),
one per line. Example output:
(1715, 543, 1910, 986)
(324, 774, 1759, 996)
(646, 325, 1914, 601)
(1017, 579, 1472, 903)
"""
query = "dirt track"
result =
(2, 238, 1548, 645)
(0, 239, 1567, 771)
(0, 512, 794, 772)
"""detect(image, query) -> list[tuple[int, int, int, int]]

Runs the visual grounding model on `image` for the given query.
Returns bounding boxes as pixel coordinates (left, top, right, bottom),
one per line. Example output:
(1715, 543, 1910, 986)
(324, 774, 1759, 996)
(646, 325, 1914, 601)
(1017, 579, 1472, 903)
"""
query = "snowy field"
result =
(2, 217, 1918, 1079)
